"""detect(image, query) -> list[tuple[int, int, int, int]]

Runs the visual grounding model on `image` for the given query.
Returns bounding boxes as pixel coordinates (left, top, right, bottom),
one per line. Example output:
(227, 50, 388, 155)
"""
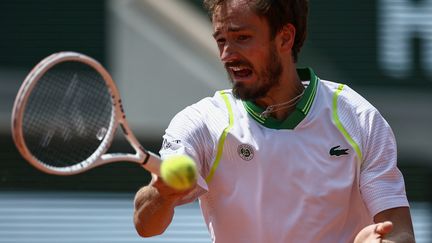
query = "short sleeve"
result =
(160, 104, 216, 193)
(359, 109, 409, 217)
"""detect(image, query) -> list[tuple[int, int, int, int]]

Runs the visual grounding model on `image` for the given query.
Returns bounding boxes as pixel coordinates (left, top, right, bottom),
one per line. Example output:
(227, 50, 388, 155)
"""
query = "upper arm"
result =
(374, 207, 415, 242)
(359, 108, 409, 216)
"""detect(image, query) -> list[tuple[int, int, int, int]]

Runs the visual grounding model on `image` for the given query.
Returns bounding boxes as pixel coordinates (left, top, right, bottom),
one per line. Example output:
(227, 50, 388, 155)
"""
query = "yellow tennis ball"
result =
(160, 155, 197, 191)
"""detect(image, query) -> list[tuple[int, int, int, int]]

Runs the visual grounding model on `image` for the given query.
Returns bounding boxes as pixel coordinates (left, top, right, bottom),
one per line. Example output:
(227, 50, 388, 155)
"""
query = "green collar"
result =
(243, 67, 318, 130)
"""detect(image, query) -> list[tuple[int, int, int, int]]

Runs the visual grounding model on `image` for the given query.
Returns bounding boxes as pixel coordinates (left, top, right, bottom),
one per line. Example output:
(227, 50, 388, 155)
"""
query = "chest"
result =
(209, 109, 360, 200)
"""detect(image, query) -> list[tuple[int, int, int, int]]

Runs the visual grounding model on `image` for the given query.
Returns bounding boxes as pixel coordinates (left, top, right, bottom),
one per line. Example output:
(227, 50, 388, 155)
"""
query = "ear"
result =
(278, 23, 296, 53)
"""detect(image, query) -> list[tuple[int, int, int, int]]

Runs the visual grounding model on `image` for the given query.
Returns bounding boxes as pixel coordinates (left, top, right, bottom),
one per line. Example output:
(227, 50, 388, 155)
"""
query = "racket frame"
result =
(11, 52, 161, 176)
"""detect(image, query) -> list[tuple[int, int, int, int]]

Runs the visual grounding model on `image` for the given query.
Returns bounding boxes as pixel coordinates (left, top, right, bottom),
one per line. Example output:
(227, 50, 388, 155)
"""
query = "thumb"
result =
(375, 221, 393, 236)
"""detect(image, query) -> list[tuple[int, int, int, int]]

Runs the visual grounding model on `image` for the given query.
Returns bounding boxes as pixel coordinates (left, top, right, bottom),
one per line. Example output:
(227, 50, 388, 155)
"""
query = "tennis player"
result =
(134, 0, 415, 242)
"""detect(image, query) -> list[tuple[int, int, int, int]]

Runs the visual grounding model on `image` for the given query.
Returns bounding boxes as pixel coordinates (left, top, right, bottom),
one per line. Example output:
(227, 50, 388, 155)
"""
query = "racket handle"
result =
(142, 151, 161, 176)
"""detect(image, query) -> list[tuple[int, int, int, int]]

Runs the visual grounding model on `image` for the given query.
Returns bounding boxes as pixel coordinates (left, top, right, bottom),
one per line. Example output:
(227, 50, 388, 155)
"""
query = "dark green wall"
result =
(0, 0, 106, 68)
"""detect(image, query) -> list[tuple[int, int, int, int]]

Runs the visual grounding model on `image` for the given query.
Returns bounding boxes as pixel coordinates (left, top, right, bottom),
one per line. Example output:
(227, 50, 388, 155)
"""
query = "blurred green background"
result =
(1, 0, 431, 199)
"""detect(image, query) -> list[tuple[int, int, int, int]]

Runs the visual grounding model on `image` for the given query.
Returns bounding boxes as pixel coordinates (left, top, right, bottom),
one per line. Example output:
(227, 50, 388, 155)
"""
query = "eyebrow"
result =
(212, 26, 249, 39)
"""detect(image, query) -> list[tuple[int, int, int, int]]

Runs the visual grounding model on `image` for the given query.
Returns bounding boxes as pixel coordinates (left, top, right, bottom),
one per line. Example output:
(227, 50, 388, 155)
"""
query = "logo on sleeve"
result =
(329, 145, 349, 156)
(162, 138, 182, 150)
(237, 144, 254, 161)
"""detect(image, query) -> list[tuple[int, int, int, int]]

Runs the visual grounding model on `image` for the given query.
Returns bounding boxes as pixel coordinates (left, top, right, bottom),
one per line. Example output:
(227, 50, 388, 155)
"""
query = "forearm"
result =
(133, 186, 176, 237)
(355, 207, 416, 243)
(376, 207, 415, 243)
(383, 232, 415, 243)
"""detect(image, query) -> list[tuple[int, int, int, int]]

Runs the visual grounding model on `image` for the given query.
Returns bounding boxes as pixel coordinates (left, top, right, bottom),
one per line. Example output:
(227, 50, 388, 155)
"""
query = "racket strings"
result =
(23, 62, 113, 167)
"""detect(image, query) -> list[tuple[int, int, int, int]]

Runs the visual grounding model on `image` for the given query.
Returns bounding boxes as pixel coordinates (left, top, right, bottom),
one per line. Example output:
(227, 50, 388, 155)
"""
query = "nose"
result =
(220, 42, 238, 64)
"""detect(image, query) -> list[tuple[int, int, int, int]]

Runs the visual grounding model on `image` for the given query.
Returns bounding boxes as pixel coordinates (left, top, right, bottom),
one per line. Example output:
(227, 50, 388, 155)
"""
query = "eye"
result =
(237, 35, 250, 42)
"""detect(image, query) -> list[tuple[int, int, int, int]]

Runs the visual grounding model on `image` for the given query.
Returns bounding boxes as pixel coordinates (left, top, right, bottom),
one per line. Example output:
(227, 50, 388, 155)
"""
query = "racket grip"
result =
(142, 151, 161, 176)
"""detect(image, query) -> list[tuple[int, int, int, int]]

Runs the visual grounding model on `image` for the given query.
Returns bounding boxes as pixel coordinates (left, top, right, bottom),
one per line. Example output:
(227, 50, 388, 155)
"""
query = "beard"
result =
(226, 43, 283, 101)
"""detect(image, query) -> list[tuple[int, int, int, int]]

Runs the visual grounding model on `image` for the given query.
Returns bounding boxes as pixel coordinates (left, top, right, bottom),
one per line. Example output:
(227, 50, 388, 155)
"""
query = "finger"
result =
(152, 174, 196, 197)
(375, 221, 393, 235)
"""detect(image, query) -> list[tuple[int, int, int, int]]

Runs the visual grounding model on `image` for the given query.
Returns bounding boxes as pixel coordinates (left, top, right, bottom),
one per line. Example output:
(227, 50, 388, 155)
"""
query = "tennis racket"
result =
(11, 51, 161, 176)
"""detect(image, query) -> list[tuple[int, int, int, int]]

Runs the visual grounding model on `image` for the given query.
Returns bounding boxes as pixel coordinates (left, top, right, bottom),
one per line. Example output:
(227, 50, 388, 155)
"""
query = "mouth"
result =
(228, 66, 253, 82)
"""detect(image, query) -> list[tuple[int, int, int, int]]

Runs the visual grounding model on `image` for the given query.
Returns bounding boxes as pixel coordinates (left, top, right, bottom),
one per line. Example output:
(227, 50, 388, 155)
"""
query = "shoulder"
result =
(167, 90, 232, 134)
(319, 79, 379, 117)
(318, 79, 394, 161)
(196, 89, 233, 110)
(175, 90, 231, 120)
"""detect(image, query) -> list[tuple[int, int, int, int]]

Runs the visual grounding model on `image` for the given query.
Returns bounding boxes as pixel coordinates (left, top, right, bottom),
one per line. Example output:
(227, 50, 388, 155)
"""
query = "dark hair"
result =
(203, 0, 309, 62)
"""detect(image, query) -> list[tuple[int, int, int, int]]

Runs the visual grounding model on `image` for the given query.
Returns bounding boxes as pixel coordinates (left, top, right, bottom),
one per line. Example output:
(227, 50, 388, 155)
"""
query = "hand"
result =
(150, 173, 196, 202)
(354, 221, 394, 243)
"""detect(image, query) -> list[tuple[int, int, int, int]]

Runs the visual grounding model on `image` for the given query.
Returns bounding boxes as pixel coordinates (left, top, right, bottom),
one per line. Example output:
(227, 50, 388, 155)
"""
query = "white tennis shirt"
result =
(160, 68, 409, 243)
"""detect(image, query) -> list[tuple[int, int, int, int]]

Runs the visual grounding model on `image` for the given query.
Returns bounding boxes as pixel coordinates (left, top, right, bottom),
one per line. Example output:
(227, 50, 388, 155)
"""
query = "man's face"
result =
(212, 0, 283, 101)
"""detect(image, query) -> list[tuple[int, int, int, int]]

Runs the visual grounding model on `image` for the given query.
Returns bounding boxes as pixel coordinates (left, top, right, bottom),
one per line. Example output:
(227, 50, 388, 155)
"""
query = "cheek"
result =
(246, 43, 272, 65)
(250, 52, 269, 72)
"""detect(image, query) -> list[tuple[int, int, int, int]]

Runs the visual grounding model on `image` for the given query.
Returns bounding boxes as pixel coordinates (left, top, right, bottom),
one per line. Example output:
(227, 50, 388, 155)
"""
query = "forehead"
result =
(212, 0, 265, 33)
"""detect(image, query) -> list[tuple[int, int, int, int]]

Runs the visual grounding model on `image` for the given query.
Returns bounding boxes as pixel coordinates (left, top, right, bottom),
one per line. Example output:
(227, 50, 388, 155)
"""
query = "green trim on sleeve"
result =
(205, 91, 235, 183)
(332, 84, 363, 162)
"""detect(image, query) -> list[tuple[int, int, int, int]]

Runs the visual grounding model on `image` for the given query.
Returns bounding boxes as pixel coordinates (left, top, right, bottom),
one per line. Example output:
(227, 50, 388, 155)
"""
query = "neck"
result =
(255, 66, 304, 120)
